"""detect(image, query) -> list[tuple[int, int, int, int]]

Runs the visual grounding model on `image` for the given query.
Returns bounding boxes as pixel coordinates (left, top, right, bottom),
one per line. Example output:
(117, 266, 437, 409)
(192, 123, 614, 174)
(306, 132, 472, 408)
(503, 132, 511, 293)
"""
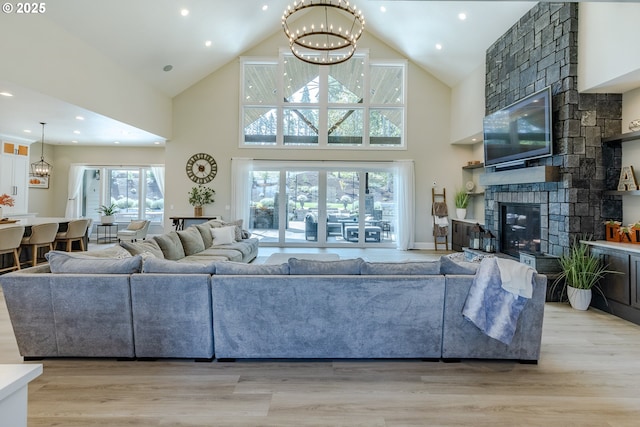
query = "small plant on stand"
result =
(188, 185, 215, 217)
(454, 189, 469, 219)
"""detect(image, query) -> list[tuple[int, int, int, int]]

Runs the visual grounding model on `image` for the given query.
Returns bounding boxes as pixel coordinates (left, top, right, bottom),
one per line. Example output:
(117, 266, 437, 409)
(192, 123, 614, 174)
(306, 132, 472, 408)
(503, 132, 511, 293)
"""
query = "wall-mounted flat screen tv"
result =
(483, 86, 552, 168)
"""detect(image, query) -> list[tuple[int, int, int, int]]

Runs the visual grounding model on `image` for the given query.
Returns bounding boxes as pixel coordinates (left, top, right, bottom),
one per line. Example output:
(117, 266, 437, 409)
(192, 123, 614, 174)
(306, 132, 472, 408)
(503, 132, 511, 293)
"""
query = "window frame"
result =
(240, 50, 407, 150)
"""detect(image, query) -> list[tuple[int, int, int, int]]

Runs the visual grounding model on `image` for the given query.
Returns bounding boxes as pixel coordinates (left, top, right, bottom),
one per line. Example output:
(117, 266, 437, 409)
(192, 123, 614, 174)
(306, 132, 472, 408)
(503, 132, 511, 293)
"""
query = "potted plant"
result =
(188, 185, 215, 217)
(454, 189, 469, 219)
(0, 193, 15, 219)
(96, 203, 119, 224)
(552, 236, 618, 310)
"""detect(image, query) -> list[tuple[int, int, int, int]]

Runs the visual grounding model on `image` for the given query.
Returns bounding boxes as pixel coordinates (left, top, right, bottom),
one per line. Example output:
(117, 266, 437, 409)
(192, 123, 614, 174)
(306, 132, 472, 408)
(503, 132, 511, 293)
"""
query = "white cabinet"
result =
(0, 141, 30, 215)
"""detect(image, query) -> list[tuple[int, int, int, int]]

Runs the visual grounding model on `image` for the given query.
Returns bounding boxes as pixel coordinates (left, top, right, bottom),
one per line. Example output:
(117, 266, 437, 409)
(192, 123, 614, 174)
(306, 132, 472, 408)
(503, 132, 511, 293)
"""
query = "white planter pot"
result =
(100, 215, 115, 225)
(456, 208, 467, 219)
(567, 286, 592, 310)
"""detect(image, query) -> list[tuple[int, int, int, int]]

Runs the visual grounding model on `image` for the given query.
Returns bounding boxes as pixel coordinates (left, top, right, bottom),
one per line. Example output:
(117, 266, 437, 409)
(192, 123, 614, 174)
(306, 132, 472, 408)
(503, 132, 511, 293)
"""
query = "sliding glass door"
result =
(245, 162, 396, 247)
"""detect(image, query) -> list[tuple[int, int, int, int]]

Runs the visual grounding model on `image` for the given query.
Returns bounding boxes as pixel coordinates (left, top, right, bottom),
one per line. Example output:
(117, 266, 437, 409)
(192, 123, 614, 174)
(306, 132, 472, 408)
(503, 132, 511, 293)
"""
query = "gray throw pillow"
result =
(195, 223, 214, 248)
(288, 257, 364, 275)
(46, 251, 143, 274)
(153, 231, 186, 260)
(360, 260, 441, 275)
(177, 226, 206, 256)
(440, 254, 479, 275)
(120, 239, 165, 259)
(207, 219, 244, 241)
(142, 257, 217, 274)
(215, 262, 289, 275)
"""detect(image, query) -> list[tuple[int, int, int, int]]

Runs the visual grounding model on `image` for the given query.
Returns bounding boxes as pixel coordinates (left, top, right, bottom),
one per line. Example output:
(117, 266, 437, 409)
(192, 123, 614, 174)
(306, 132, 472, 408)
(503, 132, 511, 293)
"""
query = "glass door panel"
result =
(248, 171, 280, 243)
(327, 171, 360, 244)
(285, 171, 319, 243)
(365, 171, 396, 244)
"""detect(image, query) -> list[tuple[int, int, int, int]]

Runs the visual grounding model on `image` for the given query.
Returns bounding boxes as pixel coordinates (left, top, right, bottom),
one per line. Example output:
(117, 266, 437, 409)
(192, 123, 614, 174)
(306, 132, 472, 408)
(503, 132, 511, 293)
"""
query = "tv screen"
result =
(483, 87, 552, 167)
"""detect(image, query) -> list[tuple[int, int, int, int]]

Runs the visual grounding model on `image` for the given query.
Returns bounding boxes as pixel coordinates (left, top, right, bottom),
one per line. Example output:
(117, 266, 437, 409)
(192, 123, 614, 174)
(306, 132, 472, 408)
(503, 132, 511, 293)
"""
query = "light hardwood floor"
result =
(2, 249, 640, 426)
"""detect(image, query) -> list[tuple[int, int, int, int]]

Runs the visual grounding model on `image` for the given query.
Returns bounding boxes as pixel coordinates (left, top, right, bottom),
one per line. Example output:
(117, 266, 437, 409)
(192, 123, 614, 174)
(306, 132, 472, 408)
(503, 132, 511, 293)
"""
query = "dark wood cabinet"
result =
(590, 246, 630, 305)
(451, 220, 475, 252)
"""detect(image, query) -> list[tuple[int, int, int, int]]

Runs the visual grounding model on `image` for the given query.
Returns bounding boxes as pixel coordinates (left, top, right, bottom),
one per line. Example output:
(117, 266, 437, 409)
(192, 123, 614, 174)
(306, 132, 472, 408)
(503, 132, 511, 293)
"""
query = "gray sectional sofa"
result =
(1, 251, 547, 363)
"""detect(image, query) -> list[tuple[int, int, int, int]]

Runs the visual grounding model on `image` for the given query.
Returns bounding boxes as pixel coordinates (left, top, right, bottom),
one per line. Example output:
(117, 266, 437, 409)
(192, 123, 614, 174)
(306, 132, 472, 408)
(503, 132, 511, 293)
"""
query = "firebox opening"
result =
(500, 203, 541, 258)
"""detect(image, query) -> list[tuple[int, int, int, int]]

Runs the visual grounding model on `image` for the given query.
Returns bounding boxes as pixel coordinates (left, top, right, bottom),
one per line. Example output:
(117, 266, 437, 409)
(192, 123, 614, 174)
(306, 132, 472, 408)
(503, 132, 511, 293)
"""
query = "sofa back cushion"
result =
(120, 239, 165, 259)
(195, 223, 214, 248)
(215, 262, 289, 275)
(176, 227, 206, 256)
(142, 257, 217, 274)
(46, 251, 143, 274)
(288, 257, 364, 275)
(360, 260, 440, 275)
(440, 254, 479, 275)
(153, 231, 186, 260)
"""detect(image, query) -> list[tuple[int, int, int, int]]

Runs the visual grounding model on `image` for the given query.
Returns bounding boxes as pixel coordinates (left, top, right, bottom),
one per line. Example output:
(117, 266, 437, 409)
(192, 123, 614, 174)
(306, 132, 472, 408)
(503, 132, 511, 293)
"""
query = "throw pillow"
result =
(46, 251, 143, 274)
(119, 239, 165, 259)
(153, 231, 186, 260)
(211, 226, 236, 246)
(80, 245, 133, 259)
(215, 262, 289, 275)
(195, 223, 214, 248)
(208, 219, 244, 241)
(142, 257, 217, 274)
(288, 257, 364, 275)
(177, 226, 206, 256)
(360, 260, 441, 275)
(127, 220, 147, 230)
(440, 254, 480, 275)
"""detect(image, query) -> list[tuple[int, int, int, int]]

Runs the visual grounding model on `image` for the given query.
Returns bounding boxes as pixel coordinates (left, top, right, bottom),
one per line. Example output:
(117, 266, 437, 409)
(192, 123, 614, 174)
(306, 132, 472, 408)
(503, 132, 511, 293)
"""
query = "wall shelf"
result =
(605, 190, 640, 196)
(603, 130, 640, 145)
(462, 162, 484, 170)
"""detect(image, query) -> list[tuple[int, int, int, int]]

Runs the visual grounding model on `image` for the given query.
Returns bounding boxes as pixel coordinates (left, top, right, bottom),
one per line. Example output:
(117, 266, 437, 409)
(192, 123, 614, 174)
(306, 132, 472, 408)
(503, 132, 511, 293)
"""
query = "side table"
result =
(96, 223, 120, 243)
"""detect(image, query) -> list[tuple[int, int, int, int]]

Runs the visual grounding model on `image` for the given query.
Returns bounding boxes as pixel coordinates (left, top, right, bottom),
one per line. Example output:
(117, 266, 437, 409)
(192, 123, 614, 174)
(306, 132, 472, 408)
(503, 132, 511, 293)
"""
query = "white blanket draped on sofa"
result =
(462, 257, 534, 345)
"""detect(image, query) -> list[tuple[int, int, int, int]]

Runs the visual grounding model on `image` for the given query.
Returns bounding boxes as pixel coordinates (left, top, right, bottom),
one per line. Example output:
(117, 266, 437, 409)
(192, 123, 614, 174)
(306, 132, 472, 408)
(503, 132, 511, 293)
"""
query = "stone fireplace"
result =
(500, 203, 542, 258)
(483, 2, 622, 257)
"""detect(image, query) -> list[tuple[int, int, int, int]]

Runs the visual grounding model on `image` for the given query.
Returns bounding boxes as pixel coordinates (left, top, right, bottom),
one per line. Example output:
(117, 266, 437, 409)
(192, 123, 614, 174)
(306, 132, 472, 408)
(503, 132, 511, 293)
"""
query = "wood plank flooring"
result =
(2, 248, 640, 426)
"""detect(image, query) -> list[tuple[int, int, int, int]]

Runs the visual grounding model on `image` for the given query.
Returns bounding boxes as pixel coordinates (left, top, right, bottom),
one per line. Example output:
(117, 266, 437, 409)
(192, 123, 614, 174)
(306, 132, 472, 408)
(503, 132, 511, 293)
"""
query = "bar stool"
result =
(54, 218, 91, 252)
(20, 222, 58, 267)
(0, 225, 26, 273)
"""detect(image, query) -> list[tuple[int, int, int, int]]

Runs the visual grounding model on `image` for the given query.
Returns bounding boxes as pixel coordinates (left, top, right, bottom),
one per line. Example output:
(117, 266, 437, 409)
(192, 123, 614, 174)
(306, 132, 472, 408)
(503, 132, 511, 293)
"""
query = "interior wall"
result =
(30, 145, 165, 218)
(450, 63, 485, 144)
(169, 27, 466, 247)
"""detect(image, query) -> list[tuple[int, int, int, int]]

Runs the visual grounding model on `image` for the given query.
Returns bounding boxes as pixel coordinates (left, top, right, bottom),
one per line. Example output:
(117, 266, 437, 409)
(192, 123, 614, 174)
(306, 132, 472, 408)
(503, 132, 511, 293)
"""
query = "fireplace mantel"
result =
(479, 166, 560, 187)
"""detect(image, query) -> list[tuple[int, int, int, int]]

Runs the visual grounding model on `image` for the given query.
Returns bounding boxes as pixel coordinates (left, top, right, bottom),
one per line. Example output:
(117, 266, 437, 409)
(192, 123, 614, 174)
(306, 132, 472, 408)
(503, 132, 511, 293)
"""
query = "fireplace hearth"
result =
(500, 203, 541, 258)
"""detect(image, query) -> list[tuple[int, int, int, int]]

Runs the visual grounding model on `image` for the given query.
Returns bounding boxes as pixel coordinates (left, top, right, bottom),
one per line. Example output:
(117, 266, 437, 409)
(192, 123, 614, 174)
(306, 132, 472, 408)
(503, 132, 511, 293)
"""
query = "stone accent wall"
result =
(484, 2, 622, 256)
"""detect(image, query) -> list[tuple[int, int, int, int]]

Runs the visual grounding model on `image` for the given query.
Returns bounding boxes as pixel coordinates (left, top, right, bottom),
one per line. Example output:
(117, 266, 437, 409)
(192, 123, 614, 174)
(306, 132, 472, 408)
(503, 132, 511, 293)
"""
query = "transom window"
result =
(241, 51, 406, 149)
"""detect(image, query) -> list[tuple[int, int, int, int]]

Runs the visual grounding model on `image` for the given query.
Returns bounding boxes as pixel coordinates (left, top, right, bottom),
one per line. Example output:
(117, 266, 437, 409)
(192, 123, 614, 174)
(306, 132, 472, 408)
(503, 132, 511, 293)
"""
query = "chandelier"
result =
(31, 122, 52, 177)
(282, 0, 365, 65)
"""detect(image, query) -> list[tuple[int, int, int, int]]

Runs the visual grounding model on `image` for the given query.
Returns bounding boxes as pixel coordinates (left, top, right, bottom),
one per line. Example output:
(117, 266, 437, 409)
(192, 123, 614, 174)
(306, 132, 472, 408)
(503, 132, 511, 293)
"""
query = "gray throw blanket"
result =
(462, 257, 529, 345)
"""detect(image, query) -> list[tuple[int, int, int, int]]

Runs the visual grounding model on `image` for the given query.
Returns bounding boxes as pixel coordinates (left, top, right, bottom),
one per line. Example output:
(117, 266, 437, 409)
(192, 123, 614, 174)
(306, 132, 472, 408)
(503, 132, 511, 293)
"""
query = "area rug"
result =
(263, 252, 340, 265)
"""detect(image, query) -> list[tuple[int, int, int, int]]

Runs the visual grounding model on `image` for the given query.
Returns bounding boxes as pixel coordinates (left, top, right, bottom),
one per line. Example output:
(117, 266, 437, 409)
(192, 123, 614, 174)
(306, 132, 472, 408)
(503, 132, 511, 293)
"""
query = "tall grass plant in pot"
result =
(552, 236, 618, 310)
(454, 189, 469, 219)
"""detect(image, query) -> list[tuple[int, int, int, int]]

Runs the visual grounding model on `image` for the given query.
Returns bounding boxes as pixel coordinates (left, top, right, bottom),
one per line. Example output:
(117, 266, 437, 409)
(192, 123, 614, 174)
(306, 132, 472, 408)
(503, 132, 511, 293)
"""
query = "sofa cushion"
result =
(288, 257, 364, 275)
(120, 239, 165, 259)
(211, 226, 236, 245)
(207, 219, 243, 241)
(153, 231, 186, 260)
(361, 260, 441, 275)
(176, 226, 206, 256)
(195, 223, 214, 248)
(46, 251, 143, 274)
(142, 257, 217, 274)
(81, 245, 132, 259)
(440, 254, 479, 275)
(215, 262, 289, 275)
(187, 248, 243, 263)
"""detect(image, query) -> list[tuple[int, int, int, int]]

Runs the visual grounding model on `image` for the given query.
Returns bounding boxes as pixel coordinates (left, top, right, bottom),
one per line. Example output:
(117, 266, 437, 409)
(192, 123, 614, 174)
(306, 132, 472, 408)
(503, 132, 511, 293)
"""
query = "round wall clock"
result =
(186, 153, 217, 184)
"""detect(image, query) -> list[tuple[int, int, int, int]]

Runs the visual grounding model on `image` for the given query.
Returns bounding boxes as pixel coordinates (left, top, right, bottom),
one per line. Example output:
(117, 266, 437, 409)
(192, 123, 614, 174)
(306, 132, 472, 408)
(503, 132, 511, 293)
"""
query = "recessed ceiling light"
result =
(458, 12, 467, 21)
(24, 129, 31, 133)
(435, 44, 443, 50)
(163, 65, 173, 72)
(205, 40, 212, 47)
(180, 8, 189, 16)
(72, 140, 78, 144)
(114, 141, 120, 144)
(380, 6, 386, 13)
(73, 130, 81, 134)
(154, 141, 161, 145)
(75, 115, 84, 120)
(0, 91, 13, 97)
(262, 4, 268, 11)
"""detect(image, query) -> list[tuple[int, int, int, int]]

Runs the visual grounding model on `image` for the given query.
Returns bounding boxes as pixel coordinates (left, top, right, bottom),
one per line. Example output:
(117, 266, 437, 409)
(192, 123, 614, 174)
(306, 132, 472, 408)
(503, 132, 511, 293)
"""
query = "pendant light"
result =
(31, 122, 52, 177)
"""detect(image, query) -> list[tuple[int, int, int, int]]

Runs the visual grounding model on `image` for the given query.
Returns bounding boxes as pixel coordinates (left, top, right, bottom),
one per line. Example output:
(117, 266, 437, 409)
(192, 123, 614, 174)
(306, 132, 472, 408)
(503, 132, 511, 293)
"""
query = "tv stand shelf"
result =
(479, 165, 560, 186)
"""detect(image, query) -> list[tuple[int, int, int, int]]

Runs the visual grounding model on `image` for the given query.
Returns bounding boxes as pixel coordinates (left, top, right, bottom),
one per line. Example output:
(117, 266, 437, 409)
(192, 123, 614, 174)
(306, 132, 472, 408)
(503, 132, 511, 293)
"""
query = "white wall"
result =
(0, 14, 172, 139)
(169, 28, 469, 247)
(450, 63, 485, 144)
(578, 3, 640, 93)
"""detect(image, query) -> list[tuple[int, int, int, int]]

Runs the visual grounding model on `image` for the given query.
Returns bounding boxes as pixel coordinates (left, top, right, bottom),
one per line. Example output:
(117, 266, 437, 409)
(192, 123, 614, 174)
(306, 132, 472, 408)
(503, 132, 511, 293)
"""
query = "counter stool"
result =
(55, 218, 91, 252)
(0, 225, 26, 273)
(20, 222, 58, 267)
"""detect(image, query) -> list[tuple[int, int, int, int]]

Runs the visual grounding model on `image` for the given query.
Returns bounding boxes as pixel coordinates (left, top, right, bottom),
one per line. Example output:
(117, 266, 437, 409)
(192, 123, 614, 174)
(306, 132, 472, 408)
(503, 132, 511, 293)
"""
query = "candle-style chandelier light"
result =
(282, 0, 365, 65)
(31, 122, 52, 177)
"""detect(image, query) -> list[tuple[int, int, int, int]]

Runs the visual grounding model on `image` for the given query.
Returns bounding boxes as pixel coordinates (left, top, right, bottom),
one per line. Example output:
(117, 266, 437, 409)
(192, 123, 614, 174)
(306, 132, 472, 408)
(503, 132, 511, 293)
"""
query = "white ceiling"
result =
(0, 1, 567, 147)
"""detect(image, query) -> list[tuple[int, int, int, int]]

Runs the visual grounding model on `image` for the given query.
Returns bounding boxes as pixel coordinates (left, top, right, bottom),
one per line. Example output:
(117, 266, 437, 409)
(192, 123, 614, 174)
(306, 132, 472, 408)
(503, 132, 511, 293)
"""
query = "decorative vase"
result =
(456, 208, 467, 219)
(567, 286, 592, 310)
(194, 206, 203, 217)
